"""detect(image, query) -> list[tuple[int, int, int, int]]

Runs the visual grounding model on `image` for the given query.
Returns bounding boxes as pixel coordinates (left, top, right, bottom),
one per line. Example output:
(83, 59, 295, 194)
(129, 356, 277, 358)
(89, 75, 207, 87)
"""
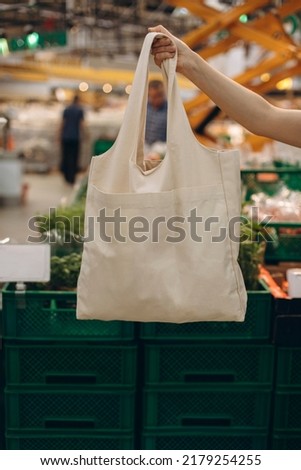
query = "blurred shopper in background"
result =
(145, 80, 167, 162)
(145, 80, 167, 146)
(0, 114, 14, 151)
(59, 95, 85, 185)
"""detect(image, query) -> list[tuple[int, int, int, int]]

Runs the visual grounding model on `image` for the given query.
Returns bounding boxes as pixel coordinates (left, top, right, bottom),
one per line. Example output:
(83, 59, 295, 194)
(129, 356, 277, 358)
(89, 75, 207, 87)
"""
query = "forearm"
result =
(150, 25, 301, 148)
(182, 50, 301, 148)
(182, 51, 273, 137)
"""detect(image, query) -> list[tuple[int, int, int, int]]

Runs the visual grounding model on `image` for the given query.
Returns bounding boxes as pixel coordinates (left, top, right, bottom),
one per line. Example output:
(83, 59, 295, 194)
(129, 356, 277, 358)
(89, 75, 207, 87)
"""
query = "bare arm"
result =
(150, 25, 301, 148)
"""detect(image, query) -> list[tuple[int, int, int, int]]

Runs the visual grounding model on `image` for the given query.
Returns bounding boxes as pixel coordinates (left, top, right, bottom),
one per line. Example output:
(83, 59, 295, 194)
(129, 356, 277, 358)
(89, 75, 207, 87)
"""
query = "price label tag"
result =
(0, 244, 50, 282)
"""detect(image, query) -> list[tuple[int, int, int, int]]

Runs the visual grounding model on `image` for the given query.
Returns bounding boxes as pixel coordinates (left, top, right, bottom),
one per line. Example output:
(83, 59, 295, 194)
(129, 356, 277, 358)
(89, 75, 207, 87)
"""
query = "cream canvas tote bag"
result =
(77, 32, 247, 323)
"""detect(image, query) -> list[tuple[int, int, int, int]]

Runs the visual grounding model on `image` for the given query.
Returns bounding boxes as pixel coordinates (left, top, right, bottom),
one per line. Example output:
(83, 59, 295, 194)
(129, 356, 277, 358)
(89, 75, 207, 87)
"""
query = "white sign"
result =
(0, 244, 50, 282)
(0, 159, 22, 197)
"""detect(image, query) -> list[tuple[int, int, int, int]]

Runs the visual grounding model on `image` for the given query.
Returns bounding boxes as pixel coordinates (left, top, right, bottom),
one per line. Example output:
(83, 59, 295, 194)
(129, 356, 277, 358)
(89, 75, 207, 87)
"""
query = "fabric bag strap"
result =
(112, 32, 191, 168)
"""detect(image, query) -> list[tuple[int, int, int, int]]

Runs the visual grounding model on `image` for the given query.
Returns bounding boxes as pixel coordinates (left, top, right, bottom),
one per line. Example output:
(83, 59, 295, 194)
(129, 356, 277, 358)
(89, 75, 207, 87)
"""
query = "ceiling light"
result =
(103, 83, 112, 94)
(26, 31, 40, 48)
(79, 82, 89, 92)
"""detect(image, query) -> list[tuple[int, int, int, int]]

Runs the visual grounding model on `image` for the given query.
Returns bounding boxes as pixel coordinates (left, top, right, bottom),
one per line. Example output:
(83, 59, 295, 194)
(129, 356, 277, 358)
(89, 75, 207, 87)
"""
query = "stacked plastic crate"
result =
(265, 222, 301, 263)
(272, 298, 301, 449)
(0, 299, 4, 450)
(140, 281, 274, 450)
(241, 168, 301, 264)
(272, 348, 301, 449)
(2, 285, 137, 450)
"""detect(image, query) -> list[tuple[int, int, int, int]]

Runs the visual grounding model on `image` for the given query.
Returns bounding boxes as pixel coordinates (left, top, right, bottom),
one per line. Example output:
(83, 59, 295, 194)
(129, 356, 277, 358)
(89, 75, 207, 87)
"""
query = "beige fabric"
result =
(77, 32, 247, 323)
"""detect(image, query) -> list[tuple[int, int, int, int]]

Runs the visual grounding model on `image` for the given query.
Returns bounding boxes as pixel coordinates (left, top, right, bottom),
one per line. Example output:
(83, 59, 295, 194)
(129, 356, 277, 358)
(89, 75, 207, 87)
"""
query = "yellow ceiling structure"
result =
(1, 0, 301, 128)
(167, 0, 301, 130)
(0, 57, 196, 90)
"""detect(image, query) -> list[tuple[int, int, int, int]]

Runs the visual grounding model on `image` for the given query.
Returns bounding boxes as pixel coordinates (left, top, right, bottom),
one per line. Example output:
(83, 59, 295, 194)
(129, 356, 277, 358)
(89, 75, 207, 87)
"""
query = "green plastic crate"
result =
(93, 139, 114, 156)
(6, 431, 134, 450)
(274, 391, 301, 432)
(265, 223, 301, 262)
(241, 165, 301, 201)
(144, 386, 271, 430)
(2, 285, 134, 341)
(0, 340, 4, 451)
(272, 433, 301, 450)
(142, 430, 268, 450)
(5, 388, 135, 432)
(5, 344, 137, 388)
(145, 344, 274, 387)
(141, 282, 271, 341)
(269, 163, 301, 192)
(276, 348, 301, 388)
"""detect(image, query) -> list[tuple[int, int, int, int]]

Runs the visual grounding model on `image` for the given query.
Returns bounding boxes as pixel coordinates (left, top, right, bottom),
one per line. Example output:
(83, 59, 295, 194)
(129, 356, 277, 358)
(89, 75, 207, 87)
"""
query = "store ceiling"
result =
(0, 1, 291, 29)
(0, 1, 292, 42)
(0, 1, 300, 98)
(0, 1, 202, 90)
(0, 1, 204, 58)
(0, 1, 188, 31)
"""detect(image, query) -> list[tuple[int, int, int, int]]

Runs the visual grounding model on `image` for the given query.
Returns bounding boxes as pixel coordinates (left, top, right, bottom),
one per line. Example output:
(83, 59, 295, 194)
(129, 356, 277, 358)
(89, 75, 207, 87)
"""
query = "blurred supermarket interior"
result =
(1, 0, 301, 452)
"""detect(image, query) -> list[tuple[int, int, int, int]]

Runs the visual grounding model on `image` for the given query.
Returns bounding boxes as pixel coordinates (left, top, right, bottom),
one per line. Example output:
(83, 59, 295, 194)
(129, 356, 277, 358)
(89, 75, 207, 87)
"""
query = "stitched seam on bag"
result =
(217, 153, 244, 316)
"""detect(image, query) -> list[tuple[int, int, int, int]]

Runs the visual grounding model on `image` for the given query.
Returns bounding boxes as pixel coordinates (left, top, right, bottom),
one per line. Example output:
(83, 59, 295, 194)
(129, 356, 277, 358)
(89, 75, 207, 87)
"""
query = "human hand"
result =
(148, 25, 192, 75)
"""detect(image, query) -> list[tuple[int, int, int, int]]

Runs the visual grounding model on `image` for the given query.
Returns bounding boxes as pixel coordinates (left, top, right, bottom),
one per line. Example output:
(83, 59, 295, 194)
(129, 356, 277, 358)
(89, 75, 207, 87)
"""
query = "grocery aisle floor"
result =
(0, 172, 84, 243)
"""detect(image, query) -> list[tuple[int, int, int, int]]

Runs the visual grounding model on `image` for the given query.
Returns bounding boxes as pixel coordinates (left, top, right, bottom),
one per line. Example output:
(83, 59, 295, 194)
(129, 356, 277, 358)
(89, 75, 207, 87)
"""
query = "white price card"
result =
(0, 244, 50, 282)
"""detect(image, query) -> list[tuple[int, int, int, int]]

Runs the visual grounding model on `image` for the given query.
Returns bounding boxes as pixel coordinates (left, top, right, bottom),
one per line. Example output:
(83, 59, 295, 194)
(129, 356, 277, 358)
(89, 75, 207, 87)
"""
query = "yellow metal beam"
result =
(278, 0, 301, 18)
(251, 63, 301, 94)
(169, 0, 272, 47)
(200, 36, 238, 60)
(167, 0, 301, 130)
(230, 22, 296, 57)
(0, 62, 196, 90)
(185, 54, 291, 128)
(185, 53, 287, 113)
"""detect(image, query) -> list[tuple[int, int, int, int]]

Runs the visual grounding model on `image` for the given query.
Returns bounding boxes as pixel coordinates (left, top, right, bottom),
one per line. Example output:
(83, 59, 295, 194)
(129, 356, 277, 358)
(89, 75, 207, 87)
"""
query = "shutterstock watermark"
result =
(27, 206, 274, 245)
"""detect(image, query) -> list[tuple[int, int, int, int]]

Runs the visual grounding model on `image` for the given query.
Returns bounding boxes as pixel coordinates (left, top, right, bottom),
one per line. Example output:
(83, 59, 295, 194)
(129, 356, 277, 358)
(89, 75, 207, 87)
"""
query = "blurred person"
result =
(145, 80, 167, 147)
(0, 114, 14, 151)
(59, 95, 85, 185)
(149, 25, 301, 149)
(143, 80, 168, 165)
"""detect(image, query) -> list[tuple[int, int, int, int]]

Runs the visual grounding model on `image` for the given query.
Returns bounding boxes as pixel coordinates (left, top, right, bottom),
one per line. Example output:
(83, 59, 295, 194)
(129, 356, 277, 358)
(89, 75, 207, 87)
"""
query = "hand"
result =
(148, 25, 192, 75)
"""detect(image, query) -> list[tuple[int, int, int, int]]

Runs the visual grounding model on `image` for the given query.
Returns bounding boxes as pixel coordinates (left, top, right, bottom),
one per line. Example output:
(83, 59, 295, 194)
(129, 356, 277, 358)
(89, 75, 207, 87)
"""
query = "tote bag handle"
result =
(112, 32, 191, 168)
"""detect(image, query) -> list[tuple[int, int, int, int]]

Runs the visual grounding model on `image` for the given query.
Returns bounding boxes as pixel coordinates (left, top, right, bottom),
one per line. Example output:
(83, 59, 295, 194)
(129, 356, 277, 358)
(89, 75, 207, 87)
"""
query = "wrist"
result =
(180, 49, 199, 77)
